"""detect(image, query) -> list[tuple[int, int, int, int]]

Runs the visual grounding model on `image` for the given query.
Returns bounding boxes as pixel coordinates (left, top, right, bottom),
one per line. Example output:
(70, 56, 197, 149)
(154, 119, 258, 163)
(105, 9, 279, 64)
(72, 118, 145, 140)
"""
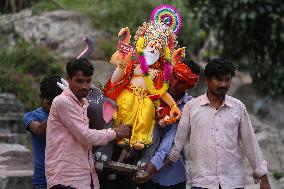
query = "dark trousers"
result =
(139, 180, 186, 189)
(50, 185, 76, 189)
(99, 175, 137, 189)
(32, 185, 47, 189)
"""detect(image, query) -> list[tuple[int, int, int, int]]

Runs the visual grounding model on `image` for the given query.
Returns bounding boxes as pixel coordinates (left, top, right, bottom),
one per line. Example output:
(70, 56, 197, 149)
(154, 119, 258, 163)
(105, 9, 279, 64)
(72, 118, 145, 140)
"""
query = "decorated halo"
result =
(150, 4, 182, 35)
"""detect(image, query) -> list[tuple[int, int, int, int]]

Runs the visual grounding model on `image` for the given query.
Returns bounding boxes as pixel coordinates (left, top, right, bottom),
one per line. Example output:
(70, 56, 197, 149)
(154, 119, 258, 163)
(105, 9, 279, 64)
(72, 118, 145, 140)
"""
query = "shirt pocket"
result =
(220, 113, 240, 149)
(223, 120, 239, 135)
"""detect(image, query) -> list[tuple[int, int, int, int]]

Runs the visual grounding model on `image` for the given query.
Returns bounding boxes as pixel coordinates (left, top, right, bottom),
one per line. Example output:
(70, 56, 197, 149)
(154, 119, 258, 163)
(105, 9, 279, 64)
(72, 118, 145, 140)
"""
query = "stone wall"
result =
(0, 94, 33, 189)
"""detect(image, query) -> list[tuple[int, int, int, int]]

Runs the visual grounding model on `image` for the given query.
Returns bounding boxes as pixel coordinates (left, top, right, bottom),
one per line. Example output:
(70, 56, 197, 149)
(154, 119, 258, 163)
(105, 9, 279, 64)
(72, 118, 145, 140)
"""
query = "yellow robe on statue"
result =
(114, 85, 155, 147)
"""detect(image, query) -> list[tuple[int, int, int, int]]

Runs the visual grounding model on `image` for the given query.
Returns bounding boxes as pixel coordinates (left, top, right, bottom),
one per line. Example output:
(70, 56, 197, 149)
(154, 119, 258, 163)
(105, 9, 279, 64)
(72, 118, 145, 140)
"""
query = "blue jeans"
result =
(33, 185, 47, 189)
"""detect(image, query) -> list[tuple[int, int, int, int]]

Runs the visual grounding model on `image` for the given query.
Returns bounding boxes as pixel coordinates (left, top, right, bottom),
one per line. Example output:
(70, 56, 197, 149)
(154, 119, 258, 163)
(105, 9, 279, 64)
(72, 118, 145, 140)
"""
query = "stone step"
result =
(0, 143, 33, 171)
(0, 129, 30, 146)
(0, 143, 33, 188)
(0, 174, 32, 189)
(0, 94, 24, 115)
(0, 116, 26, 133)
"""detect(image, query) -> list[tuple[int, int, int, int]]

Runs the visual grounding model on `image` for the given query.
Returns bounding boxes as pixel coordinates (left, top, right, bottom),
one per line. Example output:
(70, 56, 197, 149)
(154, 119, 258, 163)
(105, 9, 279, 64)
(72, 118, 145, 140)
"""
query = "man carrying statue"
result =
(46, 4, 191, 189)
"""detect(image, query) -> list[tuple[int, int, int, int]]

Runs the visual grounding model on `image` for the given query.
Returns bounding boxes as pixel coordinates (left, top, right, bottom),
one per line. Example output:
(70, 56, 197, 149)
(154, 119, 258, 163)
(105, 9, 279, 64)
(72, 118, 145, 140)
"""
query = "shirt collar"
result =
(65, 88, 89, 108)
(200, 92, 232, 108)
(200, 93, 210, 106)
(177, 93, 192, 105)
(223, 96, 233, 108)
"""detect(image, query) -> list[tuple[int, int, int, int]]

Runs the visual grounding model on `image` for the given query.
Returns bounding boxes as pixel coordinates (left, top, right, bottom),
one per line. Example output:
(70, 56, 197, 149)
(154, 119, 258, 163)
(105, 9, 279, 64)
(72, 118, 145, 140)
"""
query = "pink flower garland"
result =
(163, 61, 171, 82)
(138, 53, 149, 75)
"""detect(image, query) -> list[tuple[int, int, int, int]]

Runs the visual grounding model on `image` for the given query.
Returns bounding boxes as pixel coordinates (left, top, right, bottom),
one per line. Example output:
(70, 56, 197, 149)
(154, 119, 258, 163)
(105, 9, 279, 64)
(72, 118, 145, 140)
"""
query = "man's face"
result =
(168, 74, 192, 99)
(206, 74, 232, 97)
(41, 97, 52, 112)
(143, 40, 161, 66)
(68, 70, 92, 99)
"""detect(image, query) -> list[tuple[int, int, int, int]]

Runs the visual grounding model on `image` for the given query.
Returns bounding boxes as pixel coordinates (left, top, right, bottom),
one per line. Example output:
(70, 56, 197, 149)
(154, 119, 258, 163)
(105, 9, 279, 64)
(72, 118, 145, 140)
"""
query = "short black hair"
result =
(40, 76, 63, 102)
(183, 57, 201, 75)
(66, 58, 94, 78)
(204, 58, 237, 78)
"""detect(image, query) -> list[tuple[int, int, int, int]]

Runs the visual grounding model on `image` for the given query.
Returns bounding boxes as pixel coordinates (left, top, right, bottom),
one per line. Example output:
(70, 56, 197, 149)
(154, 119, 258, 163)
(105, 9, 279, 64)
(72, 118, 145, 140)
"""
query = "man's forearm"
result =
(39, 120, 47, 132)
(167, 104, 191, 162)
(29, 120, 47, 136)
(260, 174, 269, 183)
(260, 174, 271, 189)
(150, 124, 177, 170)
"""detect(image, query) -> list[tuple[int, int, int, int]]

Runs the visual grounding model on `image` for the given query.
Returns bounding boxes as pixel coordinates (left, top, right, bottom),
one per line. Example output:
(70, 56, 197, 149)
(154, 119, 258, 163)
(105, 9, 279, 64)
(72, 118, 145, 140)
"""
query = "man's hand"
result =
(170, 106, 181, 120)
(260, 175, 271, 189)
(114, 124, 132, 138)
(134, 162, 156, 184)
(163, 157, 173, 167)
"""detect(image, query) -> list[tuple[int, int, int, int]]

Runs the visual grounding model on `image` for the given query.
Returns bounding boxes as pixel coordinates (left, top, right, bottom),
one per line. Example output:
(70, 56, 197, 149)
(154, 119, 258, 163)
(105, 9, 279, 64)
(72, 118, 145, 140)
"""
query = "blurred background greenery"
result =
(0, 0, 283, 111)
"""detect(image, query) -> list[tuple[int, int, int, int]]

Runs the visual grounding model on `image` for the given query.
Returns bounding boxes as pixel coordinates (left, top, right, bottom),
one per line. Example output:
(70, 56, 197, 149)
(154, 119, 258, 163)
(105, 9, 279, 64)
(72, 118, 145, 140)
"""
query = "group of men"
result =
(23, 57, 271, 189)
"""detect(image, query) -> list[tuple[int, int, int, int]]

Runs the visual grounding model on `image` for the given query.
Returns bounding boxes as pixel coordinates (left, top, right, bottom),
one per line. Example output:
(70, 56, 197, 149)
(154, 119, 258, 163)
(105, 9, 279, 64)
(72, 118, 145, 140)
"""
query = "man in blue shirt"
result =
(136, 59, 200, 189)
(23, 76, 63, 189)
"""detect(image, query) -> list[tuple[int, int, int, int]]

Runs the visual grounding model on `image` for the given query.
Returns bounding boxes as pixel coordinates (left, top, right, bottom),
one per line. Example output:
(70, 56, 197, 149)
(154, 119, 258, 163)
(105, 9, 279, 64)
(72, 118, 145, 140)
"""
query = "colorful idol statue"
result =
(104, 4, 185, 150)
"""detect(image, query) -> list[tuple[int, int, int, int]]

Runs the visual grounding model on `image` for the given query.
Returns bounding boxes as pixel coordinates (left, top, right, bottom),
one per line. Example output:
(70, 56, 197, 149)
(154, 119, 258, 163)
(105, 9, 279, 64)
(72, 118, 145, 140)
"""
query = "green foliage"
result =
(182, 13, 207, 53)
(177, 1, 208, 53)
(100, 38, 116, 60)
(189, 0, 284, 96)
(30, 0, 206, 53)
(1, 0, 42, 13)
(1, 39, 62, 75)
(84, 0, 207, 53)
(272, 171, 284, 180)
(0, 38, 63, 110)
(72, 0, 156, 35)
(0, 66, 39, 109)
(31, 0, 58, 14)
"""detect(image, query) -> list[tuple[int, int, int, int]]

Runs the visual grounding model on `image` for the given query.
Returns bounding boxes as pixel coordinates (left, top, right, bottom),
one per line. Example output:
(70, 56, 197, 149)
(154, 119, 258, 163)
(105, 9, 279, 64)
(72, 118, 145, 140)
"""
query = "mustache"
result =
(217, 87, 227, 91)
(78, 89, 90, 93)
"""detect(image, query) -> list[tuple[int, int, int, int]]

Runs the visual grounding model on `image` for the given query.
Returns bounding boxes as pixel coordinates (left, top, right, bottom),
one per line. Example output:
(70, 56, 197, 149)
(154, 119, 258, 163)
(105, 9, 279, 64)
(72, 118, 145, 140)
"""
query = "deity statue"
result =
(104, 4, 184, 150)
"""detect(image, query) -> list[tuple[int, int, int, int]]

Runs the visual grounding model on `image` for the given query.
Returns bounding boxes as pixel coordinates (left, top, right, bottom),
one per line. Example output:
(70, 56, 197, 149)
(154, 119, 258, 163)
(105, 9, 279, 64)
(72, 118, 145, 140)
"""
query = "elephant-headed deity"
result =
(103, 4, 185, 150)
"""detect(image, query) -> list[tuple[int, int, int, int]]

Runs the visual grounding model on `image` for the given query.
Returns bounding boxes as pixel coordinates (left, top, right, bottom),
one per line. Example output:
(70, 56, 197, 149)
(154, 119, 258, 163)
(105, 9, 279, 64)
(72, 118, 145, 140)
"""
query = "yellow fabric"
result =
(144, 75, 169, 96)
(136, 37, 145, 54)
(164, 46, 171, 60)
(114, 86, 155, 147)
(161, 92, 176, 107)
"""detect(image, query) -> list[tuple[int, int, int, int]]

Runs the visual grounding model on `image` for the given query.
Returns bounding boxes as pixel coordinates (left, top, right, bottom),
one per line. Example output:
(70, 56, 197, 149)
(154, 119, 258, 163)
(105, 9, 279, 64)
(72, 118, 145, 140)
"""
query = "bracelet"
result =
(170, 103, 178, 109)
(118, 63, 126, 69)
(113, 128, 118, 137)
